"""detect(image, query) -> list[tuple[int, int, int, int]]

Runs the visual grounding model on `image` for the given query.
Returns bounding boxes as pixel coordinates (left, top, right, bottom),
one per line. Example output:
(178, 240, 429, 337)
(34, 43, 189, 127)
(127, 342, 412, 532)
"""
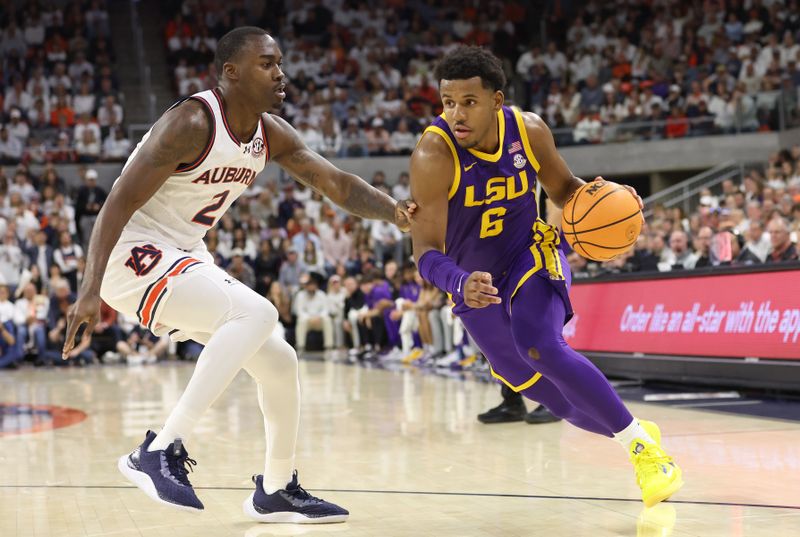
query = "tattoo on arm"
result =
(288, 148, 396, 221)
(338, 173, 397, 221)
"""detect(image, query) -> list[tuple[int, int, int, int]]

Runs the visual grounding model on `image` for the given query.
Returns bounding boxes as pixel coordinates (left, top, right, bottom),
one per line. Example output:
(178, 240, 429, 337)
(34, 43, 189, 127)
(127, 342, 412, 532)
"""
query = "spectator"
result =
(389, 119, 418, 155)
(693, 226, 714, 268)
(662, 230, 699, 271)
(75, 169, 106, 246)
(296, 118, 324, 153)
(294, 273, 333, 352)
(366, 118, 392, 156)
(278, 248, 305, 294)
(4, 78, 33, 114)
(765, 217, 798, 262)
(26, 230, 54, 287)
(267, 280, 294, 341)
(0, 127, 23, 165)
(277, 186, 303, 228)
(13, 282, 49, 360)
(340, 118, 368, 157)
(73, 81, 96, 116)
(301, 240, 326, 276)
(97, 95, 123, 129)
(53, 230, 83, 292)
(7, 109, 30, 146)
(291, 217, 322, 255)
(103, 126, 131, 161)
(253, 240, 282, 293)
(343, 275, 367, 353)
(0, 307, 21, 369)
(226, 249, 256, 289)
(370, 219, 404, 267)
(76, 128, 102, 162)
(392, 172, 411, 201)
(0, 231, 25, 292)
(741, 219, 770, 261)
(326, 274, 346, 349)
(319, 217, 352, 271)
(573, 109, 602, 144)
(319, 109, 341, 158)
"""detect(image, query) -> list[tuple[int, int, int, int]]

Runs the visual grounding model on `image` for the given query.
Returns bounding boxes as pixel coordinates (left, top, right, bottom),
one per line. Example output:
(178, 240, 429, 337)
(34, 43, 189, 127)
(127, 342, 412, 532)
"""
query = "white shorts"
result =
(100, 232, 215, 336)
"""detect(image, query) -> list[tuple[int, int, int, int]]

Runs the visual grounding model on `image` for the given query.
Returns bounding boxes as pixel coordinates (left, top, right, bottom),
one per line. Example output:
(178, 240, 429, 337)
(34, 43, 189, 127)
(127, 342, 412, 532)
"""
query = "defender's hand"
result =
(463, 271, 502, 309)
(394, 199, 417, 232)
(63, 293, 100, 359)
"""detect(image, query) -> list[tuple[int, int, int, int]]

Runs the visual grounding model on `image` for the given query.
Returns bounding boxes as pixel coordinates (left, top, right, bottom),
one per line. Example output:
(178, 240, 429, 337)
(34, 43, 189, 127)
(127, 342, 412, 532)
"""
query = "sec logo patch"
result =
(251, 137, 265, 158)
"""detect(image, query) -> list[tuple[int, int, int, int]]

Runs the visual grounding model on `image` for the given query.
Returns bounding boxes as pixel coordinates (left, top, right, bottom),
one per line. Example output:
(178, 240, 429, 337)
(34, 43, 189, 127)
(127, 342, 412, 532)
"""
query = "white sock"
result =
(262, 457, 295, 494)
(149, 414, 198, 452)
(243, 335, 302, 495)
(613, 418, 655, 451)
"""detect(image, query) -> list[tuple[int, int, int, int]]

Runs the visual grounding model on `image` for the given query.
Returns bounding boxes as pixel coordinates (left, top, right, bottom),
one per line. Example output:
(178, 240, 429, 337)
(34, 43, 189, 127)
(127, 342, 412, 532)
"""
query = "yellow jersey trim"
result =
(490, 365, 542, 392)
(512, 107, 541, 173)
(422, 126, 461, 200)
(467, 109, 505, 162)
(509, 220, 565, 313)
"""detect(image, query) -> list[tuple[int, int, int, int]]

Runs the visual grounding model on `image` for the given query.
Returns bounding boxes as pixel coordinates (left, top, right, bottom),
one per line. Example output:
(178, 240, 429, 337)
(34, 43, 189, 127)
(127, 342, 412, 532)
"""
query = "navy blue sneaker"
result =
(117, 430, 204, 512)
(243, 472, 349, 523)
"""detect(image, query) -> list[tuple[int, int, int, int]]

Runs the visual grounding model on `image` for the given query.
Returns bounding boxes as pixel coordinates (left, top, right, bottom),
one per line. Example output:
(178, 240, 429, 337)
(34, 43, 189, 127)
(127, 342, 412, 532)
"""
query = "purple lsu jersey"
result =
(424, 106, 566, 305)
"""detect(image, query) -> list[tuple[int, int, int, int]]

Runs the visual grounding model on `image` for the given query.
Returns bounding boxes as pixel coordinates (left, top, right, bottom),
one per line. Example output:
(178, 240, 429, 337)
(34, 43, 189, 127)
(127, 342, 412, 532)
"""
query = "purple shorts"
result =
(452, 244, 573, 391)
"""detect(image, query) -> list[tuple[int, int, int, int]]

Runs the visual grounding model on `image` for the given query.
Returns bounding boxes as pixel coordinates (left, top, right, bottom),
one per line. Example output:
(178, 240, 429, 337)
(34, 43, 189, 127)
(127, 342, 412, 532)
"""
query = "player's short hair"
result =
(433, 46, 506, 91)
(215, 26, 269, 76)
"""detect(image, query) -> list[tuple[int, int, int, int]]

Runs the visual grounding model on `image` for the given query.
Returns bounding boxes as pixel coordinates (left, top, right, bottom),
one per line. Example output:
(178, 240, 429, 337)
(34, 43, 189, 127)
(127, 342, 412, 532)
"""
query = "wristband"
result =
(417, 250, 470, 299)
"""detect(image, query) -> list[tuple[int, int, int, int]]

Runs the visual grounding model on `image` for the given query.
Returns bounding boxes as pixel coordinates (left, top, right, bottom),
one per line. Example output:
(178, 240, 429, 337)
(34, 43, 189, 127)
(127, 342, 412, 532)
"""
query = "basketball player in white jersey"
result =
(62, 27, 414, 523)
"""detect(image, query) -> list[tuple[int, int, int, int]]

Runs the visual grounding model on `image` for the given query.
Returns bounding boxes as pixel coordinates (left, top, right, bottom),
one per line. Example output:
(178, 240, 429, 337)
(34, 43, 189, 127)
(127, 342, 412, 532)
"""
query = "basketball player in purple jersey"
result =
(62, 27, 414, 522)
(410, 47, 683, 507)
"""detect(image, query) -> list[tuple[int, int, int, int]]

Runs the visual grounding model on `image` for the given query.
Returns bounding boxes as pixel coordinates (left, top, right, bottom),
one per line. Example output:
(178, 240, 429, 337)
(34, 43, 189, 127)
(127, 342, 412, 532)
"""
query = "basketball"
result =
(561, 179, 643, 262)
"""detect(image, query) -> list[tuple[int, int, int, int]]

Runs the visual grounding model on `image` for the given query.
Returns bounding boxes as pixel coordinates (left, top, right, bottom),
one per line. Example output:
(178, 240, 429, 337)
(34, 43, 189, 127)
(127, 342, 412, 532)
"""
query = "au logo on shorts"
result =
(125, 244, 163, 276)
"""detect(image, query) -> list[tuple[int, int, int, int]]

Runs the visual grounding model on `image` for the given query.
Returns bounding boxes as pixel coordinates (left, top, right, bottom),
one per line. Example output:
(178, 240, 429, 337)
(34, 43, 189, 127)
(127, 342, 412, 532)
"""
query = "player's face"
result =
(236, 35, 286, 113)
(440, 77, 503, 149)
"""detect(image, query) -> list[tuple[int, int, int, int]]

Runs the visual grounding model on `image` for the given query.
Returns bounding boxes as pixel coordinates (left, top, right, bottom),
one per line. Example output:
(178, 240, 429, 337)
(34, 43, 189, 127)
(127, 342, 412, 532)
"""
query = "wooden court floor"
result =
(1, 358, 799, 537)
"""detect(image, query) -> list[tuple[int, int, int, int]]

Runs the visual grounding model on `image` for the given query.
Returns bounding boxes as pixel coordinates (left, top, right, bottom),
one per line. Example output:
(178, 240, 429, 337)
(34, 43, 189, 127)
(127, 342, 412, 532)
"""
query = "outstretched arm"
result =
(268, 114, 413, 228)
(409, 133, 500, 309)
(63, 100, 212, 357)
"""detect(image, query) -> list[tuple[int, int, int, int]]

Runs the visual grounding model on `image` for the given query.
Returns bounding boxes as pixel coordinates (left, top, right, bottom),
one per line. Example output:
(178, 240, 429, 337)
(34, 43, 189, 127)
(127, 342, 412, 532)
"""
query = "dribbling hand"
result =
(62, 293, 100, 360)
(463, 271, 502, 309)
(593, 176, 644, 221)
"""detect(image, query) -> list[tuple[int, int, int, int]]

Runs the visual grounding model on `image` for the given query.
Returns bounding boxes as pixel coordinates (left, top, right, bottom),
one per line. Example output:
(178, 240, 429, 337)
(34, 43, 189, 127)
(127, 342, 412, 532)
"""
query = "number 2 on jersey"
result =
(192, 190, 230, 227)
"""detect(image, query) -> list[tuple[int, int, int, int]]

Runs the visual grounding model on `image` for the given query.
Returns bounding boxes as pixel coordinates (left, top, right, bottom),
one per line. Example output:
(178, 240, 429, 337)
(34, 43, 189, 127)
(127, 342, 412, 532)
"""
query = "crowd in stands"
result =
(0, 1, 131, 166)
(165, 0, 800, 152)
(570, 145, 800, 279)
(1, 1, 800, 370)
(0, 142, 798, 370)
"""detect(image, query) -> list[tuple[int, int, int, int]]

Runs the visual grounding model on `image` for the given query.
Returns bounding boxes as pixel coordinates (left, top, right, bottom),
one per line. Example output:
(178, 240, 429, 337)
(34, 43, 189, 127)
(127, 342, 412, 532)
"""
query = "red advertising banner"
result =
(563, 269, 800, 360)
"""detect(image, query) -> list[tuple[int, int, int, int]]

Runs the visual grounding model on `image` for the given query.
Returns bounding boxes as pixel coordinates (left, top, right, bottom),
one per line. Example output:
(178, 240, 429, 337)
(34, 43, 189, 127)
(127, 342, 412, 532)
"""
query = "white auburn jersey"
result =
(119, 88, 269, 250)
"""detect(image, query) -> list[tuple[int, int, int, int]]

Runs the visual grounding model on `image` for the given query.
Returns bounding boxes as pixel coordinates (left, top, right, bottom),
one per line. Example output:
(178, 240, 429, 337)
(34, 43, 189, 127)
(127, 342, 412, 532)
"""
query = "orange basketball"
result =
(561, 180, 642, 262)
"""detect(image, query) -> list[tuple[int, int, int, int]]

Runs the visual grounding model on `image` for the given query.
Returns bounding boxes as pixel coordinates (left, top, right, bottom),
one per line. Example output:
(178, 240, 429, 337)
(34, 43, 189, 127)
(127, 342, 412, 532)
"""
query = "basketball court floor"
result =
(1, 356, 799, 537)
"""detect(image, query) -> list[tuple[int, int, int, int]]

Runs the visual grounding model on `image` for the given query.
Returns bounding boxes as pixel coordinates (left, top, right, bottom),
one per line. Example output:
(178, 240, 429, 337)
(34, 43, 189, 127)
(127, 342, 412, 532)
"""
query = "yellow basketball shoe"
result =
(629, 432, 684, 507)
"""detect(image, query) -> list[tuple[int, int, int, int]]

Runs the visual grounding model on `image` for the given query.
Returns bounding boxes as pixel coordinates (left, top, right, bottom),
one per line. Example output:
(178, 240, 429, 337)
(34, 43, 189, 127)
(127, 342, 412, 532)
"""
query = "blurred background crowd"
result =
(0, 0, 797, 370)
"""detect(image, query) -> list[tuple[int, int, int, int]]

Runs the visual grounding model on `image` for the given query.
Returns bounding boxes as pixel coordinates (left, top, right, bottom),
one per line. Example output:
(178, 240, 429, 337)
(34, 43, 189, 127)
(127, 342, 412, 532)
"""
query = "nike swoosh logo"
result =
(464, 163, 476, 172)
